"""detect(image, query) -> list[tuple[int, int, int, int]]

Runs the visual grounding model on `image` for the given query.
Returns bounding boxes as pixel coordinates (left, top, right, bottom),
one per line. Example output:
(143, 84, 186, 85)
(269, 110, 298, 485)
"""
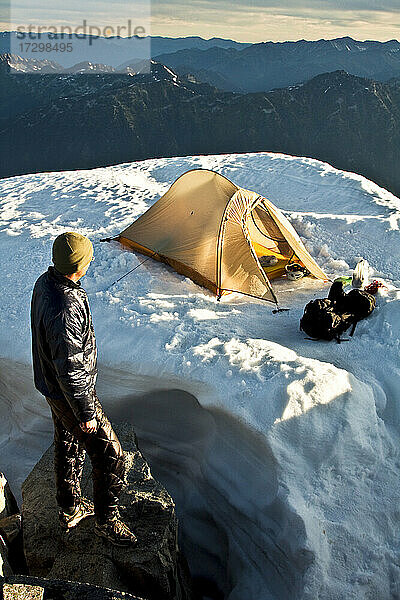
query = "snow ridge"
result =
(1, 151, 400, 599)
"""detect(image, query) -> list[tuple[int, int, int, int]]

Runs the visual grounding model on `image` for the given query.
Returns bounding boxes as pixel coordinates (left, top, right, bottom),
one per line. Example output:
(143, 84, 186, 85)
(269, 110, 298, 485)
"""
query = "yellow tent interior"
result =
(116, 169, 327, 304)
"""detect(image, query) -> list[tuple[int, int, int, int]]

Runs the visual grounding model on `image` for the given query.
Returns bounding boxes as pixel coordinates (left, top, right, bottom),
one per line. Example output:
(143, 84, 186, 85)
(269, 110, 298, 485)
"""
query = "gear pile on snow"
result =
(300, 281, 376, 342)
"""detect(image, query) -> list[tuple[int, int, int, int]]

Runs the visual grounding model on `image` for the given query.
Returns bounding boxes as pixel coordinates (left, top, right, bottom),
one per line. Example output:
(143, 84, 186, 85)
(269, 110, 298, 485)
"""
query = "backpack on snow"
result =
(300, 298, 354, 342)
(300, 282, 376, 342)
(339, 289, 376, 323)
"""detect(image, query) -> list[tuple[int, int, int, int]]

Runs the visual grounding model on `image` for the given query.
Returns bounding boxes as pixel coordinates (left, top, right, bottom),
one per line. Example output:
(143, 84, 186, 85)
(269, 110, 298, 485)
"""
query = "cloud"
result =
(8, 0, 149, 27)
(151, 0, 400, 31)
(154, 0, 400, 14)
(151, 6, 400, 43)
(4, 0, 400, 42)
(151, 0, 400, 41)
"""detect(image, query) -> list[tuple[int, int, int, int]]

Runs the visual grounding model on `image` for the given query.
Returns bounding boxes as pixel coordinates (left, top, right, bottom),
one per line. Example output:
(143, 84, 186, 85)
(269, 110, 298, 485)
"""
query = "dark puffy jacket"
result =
(31, 267, 97, 422)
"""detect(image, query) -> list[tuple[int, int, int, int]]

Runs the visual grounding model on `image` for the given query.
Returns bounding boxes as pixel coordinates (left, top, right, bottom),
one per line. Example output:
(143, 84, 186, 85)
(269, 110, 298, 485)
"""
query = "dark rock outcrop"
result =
(1, 66, 400, 197)
(22, 423, 192, 600)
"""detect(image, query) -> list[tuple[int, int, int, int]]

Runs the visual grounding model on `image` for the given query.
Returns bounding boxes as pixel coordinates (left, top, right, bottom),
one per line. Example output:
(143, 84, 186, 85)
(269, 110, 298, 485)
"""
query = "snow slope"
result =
(1, 152, 400, 599)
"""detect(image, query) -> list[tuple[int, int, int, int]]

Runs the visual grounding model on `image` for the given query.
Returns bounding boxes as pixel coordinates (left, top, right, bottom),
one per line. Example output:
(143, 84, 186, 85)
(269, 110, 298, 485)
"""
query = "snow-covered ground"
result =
(1, 152, 400, 599)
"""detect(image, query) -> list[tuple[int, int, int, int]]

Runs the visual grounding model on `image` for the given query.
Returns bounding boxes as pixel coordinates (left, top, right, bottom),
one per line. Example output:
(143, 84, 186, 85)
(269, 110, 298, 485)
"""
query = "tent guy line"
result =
(100, 243, 158, 288)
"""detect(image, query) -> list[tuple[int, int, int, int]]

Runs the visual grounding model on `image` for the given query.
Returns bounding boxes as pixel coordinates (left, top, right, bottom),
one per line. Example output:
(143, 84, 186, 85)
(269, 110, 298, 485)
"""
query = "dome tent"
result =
(116, 169, 327, 304)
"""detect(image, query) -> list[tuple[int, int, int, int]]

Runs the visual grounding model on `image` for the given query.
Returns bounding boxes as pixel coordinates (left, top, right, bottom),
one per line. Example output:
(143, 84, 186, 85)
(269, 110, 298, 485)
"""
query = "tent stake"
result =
(272, 307, 290, 314)
(100, 237, 119, 243)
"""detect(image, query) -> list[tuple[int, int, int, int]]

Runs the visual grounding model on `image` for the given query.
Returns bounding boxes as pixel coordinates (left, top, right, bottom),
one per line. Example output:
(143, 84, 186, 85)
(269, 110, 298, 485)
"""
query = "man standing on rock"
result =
(30, 231, 136, 547)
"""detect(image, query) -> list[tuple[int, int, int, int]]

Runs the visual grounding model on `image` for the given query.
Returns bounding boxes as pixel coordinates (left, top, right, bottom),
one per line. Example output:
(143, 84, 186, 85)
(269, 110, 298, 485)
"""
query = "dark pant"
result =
(46, 394, 125, 524)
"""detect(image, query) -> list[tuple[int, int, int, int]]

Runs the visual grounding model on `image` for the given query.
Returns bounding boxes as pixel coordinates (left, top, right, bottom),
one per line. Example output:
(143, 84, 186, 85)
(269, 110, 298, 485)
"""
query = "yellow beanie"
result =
(52, 232, 93, 275)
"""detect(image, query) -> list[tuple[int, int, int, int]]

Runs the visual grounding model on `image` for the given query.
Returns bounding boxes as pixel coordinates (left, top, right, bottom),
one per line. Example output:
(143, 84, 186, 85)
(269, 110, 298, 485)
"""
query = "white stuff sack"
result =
(352, 258, 369, 289)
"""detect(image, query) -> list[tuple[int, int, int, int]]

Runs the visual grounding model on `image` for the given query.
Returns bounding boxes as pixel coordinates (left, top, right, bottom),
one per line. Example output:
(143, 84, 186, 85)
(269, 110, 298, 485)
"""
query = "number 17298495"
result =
(19, 42, 73, 53)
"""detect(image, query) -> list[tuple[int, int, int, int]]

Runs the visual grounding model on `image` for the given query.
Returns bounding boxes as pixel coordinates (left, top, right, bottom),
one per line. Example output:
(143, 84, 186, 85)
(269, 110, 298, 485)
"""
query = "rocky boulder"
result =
(22, 423, 192, 600)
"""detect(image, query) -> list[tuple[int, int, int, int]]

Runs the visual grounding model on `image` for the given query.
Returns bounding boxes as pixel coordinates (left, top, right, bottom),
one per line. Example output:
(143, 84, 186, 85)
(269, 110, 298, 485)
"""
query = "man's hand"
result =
(80, 419, 97, 434)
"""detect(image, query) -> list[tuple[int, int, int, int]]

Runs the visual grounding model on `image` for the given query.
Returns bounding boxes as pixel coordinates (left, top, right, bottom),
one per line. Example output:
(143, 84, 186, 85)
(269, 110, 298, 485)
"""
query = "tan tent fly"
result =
(116, 169, 327, 304)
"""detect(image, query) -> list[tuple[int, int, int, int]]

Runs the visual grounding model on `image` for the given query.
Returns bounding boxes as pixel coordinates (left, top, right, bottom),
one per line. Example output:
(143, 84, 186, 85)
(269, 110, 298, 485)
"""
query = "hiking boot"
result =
(94, 516, 137, 547)
(59, 497, 95, 530)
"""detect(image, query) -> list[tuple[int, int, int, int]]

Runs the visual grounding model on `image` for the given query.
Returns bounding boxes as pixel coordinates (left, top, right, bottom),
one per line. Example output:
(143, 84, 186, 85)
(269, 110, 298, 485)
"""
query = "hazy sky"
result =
(1, 0, 399, 42)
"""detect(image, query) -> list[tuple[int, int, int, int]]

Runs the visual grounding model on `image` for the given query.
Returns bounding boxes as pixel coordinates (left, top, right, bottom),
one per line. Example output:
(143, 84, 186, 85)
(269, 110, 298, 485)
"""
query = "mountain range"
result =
(1, 54, 399, 197)
(3, 33, 400, 93)
(0, 31, 249, 68)
(154, 36, 400, 92)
